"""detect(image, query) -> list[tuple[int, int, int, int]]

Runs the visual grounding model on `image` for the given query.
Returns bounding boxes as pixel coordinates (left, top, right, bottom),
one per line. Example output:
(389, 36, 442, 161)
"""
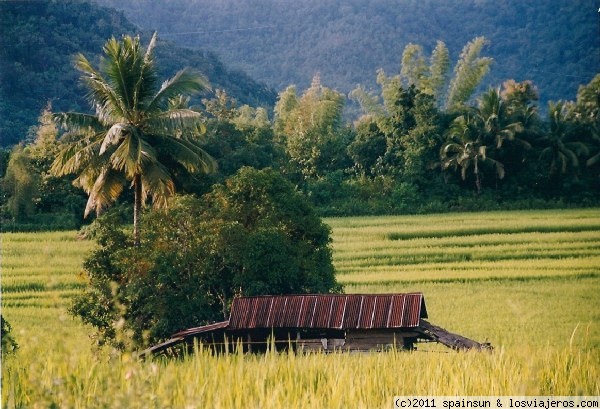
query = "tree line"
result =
(1, 36, 599, 232)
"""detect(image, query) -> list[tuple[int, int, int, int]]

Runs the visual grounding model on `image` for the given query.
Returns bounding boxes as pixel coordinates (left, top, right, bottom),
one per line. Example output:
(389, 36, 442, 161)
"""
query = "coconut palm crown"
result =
(51, 33, 216, 246)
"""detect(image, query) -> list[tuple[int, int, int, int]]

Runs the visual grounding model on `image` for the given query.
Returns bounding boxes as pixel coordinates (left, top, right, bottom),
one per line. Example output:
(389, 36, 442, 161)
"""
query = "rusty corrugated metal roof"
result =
(228, 293, 427, 330)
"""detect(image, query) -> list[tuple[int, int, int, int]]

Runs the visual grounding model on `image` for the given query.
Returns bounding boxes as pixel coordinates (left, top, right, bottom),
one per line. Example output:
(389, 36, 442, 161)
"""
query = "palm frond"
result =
(558, 151, 569, 174)
(139, 137, 160, 168)
(52, 112, 104, 133)
(110, 132, 143, 178)
(155, 136, 217, 174)
(440, 142, 462, 156)
(100, 123, 129, 154)
(144, 32, 158, 63)
(568, 141, 590, 157)
(146, 109, 206, 138)
(76, 54, 127, 122)
(586, 152, 600, 167)
(134, 33, 160, 110)
(146, 69, 210, 113)
(104, 40, 140, 113)
(84, 167, 127, 217)
(51, 132, 104, 176)
(140, 162, 175, 208)
(484, 157, 505, 179)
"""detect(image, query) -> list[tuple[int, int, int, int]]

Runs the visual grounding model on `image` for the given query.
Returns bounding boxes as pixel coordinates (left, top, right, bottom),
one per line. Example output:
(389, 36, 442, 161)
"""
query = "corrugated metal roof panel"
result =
(329, 296, 347, 329)
(228, 293, 426, 330)
(405, 295, 420, 328)
(372, 294, 392, 328)
(255, 297, 272, 327)
(388, 294, 401, 327)
(268, 296, 286, 327)
(357, 295, 376, 328)
(313, 296, 333, 328)
(299, 296, 317, 327)
(286, 296, 303, 327)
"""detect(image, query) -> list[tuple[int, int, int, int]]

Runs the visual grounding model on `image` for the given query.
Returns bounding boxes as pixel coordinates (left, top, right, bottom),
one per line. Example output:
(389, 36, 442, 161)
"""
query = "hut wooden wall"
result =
(344, 329, 420, 351)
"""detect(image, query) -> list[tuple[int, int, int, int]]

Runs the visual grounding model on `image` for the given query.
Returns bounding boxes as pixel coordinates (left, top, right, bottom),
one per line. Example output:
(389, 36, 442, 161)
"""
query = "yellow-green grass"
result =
(331, 209, 600, 282)
(3, 342, 597, 408)
(2, 209, 599, 408)
(2, 232, 93, 313)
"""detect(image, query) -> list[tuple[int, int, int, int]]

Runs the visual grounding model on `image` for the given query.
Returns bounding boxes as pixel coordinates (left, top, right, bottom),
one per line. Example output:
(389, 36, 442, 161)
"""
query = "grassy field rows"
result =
(2, 232, 93, 311)
(330, 209, 600, 284)
(2, 208, 599, 407)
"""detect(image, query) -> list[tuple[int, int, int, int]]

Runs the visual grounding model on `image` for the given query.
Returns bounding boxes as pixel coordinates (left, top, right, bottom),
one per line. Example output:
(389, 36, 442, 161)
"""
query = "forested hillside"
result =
(1, 0, 598, 232)
(0, 0, 276, 147)
(94, 0, 598, 108)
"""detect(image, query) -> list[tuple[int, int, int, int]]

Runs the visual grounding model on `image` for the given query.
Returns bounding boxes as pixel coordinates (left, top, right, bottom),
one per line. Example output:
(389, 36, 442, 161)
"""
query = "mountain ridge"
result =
(94, 0, 599, 108)
(0, 0, 276, 147)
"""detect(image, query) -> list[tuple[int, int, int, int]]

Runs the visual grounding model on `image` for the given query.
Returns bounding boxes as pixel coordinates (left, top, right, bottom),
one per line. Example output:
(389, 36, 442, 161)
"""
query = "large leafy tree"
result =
(274, 75, 348, 180)
(72, 168, 341, 348)
(351, 37, 490, 120)
(400, 41, 450, 106)
(2, 145, 39, 221)
(0, 107, 88, 230)
(51, 33, 215, 246)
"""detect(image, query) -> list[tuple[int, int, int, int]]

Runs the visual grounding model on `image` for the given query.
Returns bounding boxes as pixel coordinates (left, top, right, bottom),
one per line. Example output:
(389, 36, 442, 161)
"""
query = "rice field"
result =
(2, 208, 599, 408)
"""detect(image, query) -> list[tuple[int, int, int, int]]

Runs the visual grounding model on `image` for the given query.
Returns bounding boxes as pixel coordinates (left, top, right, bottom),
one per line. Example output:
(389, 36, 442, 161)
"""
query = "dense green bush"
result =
(1, 315, 18, 354)
(71, 167, 341, 349)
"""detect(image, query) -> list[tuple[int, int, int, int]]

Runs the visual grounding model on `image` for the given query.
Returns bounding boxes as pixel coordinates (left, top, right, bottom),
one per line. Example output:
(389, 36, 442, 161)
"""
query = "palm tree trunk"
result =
(133, 173, 142, 247)
(474, 159, 481, 194)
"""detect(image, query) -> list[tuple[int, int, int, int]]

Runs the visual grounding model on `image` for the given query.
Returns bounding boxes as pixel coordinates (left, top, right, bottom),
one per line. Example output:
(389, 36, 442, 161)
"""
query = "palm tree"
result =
(537, 102, 588, 178)
(585, 124, 600, 174)
(476, 88, 527, 150)
(51, 33, 216, 246)
(440, 113, 504, 193)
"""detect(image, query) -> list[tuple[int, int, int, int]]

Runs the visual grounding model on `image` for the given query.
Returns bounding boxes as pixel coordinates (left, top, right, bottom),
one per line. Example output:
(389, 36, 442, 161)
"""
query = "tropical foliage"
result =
(0, 109, 87, 230)
(2, 12, 599, 230)
(50, 33, 216, 245)
(71, 168, 340, 348)
(538, 102, 588, 178)
(274, 75, 349, 180)
(1, 315, 18, 355)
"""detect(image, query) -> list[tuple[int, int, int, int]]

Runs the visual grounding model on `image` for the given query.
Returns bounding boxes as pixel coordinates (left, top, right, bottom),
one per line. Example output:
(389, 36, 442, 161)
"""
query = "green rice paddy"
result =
(2, 208, 599, 407)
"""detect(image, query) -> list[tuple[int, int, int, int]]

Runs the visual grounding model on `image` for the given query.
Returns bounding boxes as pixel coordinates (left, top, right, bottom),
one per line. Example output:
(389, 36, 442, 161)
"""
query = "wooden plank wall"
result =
(345, 330, 419, 351)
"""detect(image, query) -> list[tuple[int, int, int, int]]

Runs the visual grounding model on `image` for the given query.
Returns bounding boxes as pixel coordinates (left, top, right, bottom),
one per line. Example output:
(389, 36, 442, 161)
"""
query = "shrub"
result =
(71, 167, 341, 349)
(1, 315, 18, 354)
